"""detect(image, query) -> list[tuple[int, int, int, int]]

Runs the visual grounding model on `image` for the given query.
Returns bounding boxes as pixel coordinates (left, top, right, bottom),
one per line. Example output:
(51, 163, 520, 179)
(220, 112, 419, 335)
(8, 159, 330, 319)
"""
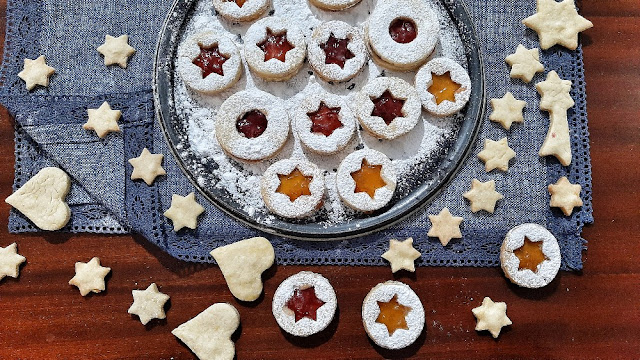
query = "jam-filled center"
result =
(307, 102, 343, 137)
(376, 294, 411, 336)
(389, 18, 417, 44)
(258, 28, 295, 62)
(513, 237, 547, 272)
(276, 168, 313, 202)
(351, 159, 387, 199)
(371, 90, 405, 125)
(428, 71, 463, 105)
(236, 110, 268, 139)
(192, 43, 229, 78)
(285, 286, 326, 322)
(321, 34, 355, 69)
(226, 0, 247, 7)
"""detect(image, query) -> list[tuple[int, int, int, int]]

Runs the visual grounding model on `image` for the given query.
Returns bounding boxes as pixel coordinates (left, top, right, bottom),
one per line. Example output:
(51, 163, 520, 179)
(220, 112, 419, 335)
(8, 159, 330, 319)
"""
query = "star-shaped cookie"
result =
(83, 101, 122, 138)
(0, 243, 26, 282)
(69, 257, 111, 296)
(472, 297, 512, 338)
(164, 193, 205, 231)
(463, 179, 504, 214)
(523, 0, 593, 50)
(477, 137, 516, 172)
(548, 176, 583, 216)
(97, 35, 136, 68)
(505, 44, 544, 83)
(128, 283, 171, 325)
(128, 148, 166, 186)
(489, 92, 527, 130)
(381, 238, 421, 273)
(427, 208, 463, 246)
(536, 71, 574, 113)
(18, 55, 55, 91)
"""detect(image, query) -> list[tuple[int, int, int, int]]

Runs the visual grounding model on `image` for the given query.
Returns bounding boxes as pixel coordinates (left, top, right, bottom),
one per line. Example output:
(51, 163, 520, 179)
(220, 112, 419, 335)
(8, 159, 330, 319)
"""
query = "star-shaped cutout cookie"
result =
(523, 0, 593, 50)
(128, 148, 166, 186)
(381, 238, 421, 273)
(427, 208, 463, 246)
(18, 55, 55, 91)
(83, 101, 122, 138)
(536, 71, 574, 113)
(164, 193, 205, 231)
(463, 179, 504, 214)
(128, 283, 171, 325)
(478, 137, 516, 172)
(472, 297, 512, 338)
(69, 257, 111, 296)
(0, 243, 26, 281)
(505, 44, 544, 83)
(548, 176, 583, 216)
(97, 34, 136, 68)
(489, 92, 527, 130)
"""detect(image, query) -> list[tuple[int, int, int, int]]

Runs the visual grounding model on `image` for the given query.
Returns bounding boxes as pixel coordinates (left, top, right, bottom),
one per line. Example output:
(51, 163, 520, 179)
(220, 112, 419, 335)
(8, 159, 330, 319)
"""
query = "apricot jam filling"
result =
(192, 43, 229, 78)
(226, 0, 247, 7)
(371, 90, 405, 125)
(513, 237, 547, 272)
(307, 102, 343, 137)
(428, 72, 463, 105)
(258, 28, 295, 62)
(321, 34, 355, 69)
(389, 18, 417, 44)
(285, 287, 326, 322)
(236, 110, 268, 138)
(351, 159, 387, 199)
(376, 294, 411, 336)
(276, 168, 313, 202)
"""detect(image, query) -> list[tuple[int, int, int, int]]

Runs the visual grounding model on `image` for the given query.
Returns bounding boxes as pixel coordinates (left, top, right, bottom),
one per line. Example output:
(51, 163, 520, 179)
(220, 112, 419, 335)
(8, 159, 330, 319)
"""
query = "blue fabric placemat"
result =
(0, 0, 593, 269)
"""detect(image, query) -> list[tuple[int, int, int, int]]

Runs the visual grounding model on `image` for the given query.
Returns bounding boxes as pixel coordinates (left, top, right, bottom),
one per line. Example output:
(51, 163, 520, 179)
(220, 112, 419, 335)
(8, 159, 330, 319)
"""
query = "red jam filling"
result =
(258, 28, 295, 62)
(389, 18, 417, 44)
(371, 90, 405, 125)
(192, 43, 229, 78)
(226, 0, 247, 7)
(320, 34, 355, 69)
(236, 110, 268, 138)
(285, 287, 326, 322)
(307, 102, 343, 137)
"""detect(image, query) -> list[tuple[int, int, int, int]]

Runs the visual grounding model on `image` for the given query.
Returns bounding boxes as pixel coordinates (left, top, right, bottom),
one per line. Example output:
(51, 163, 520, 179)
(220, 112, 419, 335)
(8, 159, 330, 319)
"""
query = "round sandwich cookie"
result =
(244, 16, 307, 81)
(212, 0, 270, 22)
(366, 0, 439, 71)
(336, 149, 396, 213)
(500, 223, 561, 289)
(415, 57, 472, 116)
(215, 89, 290, 161)
(272, 271, 338, 337)
(261, 158, 325, 219)
(308, 21, 368, 83)
(177, 31, 243, 94)
(362, 281, 425, 350)
(354, 76, 421, 140)
(308, 0, 362, 11)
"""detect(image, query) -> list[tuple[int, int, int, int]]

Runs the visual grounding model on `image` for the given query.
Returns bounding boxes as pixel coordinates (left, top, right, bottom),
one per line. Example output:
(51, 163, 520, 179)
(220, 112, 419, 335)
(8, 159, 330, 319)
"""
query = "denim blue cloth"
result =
(0, 0, 593, 269)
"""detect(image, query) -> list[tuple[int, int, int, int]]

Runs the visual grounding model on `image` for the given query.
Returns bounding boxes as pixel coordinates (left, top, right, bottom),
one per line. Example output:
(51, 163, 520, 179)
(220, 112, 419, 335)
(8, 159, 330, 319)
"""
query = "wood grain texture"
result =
(1, 1, 639, 359)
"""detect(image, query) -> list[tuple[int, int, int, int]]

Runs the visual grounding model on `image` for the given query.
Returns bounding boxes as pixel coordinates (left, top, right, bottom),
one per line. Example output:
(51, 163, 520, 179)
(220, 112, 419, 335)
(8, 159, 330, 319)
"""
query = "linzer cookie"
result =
(309, 0, 362, 11)
(415, 57, 471, 117)
(308, 21, 368, 83)
(212, 0, 270, 22)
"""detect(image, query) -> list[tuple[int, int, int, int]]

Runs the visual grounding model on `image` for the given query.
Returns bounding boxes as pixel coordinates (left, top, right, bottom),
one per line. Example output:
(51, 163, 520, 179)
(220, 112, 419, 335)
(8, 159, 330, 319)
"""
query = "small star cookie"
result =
(489, 92, 527, 130)
(537, 71, 574, 113)
(164, 193, 205, 231)
(472, 297, 512, 338)
(478, 137, 516, 172)
(83, 101, 122, 138)
(128, 148, 166, 186)
(128, 283, 171, 325)
(381, 238, 421, 273)
(69, 257, 111, 296)
(427, 208, 463, 246)
(536, 71, 574, 166)
(463, 179, 504, 214)
(505, 44, 544, 83)
(548, 176, 583, 216)
(0, 243, 26, 282)
(18, 55, 55, 91)
(97, 35, 136, 68)
(523, 0, 593, 50)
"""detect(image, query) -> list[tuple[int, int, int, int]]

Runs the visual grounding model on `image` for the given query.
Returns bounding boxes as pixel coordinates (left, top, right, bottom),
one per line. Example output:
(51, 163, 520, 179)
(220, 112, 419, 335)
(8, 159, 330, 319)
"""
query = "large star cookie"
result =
(548, 176, 583, 216)
(18, 55, 55, 91)
(381, 238, 421, 273)
(489, 92, 527, 131)
(69, 257, 111, 296)
(472, 297, 512, 338)
(463, 179, 504, 214)
(505, 44, 544, 83)
(164, 193, 205, 231)
(97, 35, 136, 68)
(128, 148, 166, 186)
(0, 243, 26, 282)
(478, 137, 516, 172)
(128, 283, 171, 325)
(83, 101, 122, 138)
(523, 0, 593, 50)
(427, 208, 463, 246)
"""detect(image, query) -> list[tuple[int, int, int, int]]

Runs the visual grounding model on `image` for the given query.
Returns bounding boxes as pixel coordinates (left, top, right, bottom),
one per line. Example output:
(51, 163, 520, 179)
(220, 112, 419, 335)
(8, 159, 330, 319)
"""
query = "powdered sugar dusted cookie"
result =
(366, 0, 439, 71)
(272, 271, 337, 337)
(177, 31, 243, 95)
(336, 149, 396, 212)
(415, 57, 471, 116)
(215, 89, 290, 161)
(309, 0, 362, 11)
(244, 16, 307, 81)
(308, 21, 368, 83)
(500, 223, 561, 289)
(212, 0, 270, 22)
(261, 159, 325, 219)
(354, 76, 421, 140)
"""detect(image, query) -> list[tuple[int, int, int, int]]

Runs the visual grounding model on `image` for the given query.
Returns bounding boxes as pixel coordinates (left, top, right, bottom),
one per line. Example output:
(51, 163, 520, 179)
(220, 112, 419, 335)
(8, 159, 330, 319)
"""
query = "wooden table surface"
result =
(1, 1, 639, 359)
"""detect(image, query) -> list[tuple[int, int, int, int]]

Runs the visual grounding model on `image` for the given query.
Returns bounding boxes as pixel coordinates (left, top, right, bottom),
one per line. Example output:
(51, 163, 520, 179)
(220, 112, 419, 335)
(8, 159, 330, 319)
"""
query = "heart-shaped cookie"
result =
(5, 167, 71, 231)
